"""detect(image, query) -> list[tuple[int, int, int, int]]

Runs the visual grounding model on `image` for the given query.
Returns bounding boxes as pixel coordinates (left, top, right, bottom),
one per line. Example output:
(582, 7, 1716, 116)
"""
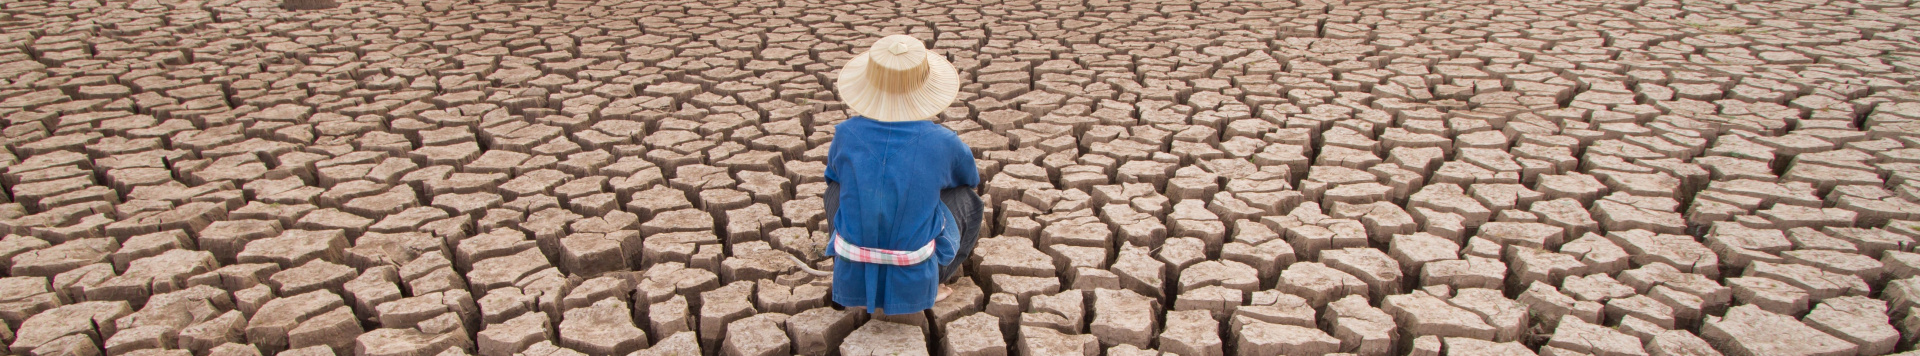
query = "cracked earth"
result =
(3, 0, 1920, 355)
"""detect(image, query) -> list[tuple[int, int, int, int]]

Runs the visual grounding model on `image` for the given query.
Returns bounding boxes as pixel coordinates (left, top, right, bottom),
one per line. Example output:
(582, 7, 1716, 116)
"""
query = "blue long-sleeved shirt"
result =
(823, 116, 980, 314)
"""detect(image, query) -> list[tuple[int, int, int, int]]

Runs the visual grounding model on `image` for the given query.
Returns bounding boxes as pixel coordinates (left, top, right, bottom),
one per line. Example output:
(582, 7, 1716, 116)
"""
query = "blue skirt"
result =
(823, 182, 982, 314)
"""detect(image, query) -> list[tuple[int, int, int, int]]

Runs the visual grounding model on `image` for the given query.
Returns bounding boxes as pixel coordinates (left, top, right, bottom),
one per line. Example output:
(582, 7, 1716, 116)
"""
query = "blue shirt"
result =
(824, 116, 980, 314)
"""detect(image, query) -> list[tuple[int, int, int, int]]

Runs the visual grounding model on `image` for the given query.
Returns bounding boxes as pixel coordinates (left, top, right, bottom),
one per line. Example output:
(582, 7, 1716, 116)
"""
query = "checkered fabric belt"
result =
(830, 231, 938, 266)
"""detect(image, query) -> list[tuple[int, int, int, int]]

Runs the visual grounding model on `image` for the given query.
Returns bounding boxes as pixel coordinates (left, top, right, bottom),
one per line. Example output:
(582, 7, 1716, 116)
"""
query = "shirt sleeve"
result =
(823, 139, 840, 184)
(933, 202, 958, 266)
(948, 132, 981, 188)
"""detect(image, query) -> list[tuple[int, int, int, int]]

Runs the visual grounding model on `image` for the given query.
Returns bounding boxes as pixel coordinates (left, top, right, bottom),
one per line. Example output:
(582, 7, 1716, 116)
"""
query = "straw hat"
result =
(836, 35, 960, 122)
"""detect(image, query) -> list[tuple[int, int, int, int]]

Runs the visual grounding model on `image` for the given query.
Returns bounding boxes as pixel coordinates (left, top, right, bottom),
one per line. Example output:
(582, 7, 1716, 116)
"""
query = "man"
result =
(818, 34, 980, 316)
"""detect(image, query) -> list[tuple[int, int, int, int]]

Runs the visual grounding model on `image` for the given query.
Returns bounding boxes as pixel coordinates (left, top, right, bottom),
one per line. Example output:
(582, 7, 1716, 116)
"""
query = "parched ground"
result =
(2, 0, 1920, 355)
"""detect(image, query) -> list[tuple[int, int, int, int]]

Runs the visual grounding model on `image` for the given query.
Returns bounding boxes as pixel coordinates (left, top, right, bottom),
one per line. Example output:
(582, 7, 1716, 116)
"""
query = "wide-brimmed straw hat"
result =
(836, 34, 960, 122)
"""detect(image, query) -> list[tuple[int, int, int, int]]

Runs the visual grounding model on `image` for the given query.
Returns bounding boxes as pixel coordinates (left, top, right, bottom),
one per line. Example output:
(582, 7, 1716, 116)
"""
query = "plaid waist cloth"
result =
(830, 231, 937, 266)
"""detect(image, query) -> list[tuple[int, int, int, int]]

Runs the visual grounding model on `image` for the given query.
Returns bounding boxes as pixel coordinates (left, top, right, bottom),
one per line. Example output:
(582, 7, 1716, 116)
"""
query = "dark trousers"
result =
(823, 182, 982, 284)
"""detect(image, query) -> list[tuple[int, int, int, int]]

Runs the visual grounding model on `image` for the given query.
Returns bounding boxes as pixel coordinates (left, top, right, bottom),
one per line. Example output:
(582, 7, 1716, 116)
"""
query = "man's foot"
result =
(936, 284, 954, 302)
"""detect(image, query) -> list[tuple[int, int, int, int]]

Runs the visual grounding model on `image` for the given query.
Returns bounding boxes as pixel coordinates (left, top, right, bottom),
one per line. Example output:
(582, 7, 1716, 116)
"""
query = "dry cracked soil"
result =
(2, 0, 1920, 355)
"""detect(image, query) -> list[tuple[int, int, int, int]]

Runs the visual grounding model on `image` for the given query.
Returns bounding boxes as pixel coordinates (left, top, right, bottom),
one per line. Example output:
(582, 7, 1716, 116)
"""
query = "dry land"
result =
(2, 0, 1920, 355)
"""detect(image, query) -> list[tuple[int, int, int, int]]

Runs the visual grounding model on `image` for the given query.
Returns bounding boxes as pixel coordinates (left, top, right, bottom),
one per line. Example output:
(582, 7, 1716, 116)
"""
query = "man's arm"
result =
(949, 133, 981, 188)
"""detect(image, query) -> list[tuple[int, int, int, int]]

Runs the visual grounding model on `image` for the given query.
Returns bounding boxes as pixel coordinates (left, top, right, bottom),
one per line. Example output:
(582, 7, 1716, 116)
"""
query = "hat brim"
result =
(835, 50, 961, 122)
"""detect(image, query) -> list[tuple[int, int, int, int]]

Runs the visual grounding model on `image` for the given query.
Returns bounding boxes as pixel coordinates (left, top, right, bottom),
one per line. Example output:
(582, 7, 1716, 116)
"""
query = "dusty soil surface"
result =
(1, 0, 1920, 355)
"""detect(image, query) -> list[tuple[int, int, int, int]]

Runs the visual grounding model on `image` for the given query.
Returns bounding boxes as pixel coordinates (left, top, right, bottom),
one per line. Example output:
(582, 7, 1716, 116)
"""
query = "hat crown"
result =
(867, 35, 927, 71)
